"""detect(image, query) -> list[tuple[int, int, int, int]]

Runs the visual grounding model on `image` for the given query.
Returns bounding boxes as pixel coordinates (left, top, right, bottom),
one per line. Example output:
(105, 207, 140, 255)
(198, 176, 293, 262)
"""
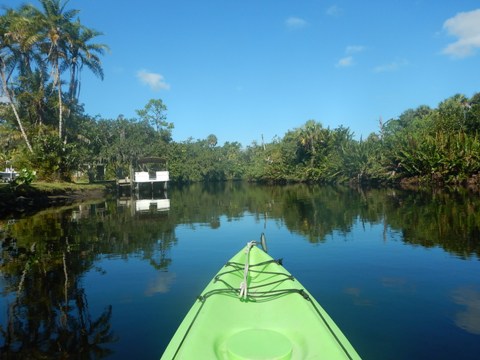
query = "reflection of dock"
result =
(117, 194, 171, 215)
(135, 198, 170, 212)
(71, 202, 107, 222)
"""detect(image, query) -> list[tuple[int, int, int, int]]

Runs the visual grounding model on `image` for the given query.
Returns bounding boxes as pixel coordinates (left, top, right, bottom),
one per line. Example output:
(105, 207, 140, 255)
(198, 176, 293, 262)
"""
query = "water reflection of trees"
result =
(164, 183, 480, 259)
(0, 230, 116, 357)
(273, 185, 480, 258)
(0, 199, 178, 357)
(278, 185, 363, 242)
(1, 183, 480, 356)
(168, 183, 480, 258)
(289, 186, 480, 258)
(381, 190, 480, 259)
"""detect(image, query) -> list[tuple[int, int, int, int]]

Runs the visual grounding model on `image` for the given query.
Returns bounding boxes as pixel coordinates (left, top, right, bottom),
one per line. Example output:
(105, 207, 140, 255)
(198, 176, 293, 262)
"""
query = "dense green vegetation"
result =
(1, 1, 480, 187)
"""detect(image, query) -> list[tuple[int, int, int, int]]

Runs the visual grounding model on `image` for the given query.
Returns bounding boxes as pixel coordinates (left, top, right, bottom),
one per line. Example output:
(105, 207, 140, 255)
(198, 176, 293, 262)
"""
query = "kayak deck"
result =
(161, 243, 361, 359)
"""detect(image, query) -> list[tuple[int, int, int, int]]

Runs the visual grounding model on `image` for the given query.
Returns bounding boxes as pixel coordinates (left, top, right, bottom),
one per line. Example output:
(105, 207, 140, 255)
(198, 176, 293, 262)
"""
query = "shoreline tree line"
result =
(1, 1, 480, 188)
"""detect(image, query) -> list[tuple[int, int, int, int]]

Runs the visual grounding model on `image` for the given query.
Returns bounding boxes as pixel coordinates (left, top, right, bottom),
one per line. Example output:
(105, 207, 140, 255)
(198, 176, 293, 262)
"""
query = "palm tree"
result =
(0, 10, 34, 153)
(35, 0, 80, 140)
(65, 20, 108, 103)
(207, 134, 218, 147)
(1, 6, 52, 126)
(298, 120, 323, 165)
(1, 6, 43, 77)
(1, 0, 108, 152)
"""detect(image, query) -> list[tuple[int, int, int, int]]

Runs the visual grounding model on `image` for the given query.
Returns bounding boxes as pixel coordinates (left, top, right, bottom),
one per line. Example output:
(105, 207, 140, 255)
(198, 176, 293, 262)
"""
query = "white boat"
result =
(0, 168, 18, 182)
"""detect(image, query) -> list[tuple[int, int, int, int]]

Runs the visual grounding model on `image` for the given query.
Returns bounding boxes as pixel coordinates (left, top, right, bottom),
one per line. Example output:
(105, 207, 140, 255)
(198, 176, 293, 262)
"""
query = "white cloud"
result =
(336, 45, 365, 68)
(285, 17, 308, 29)
(136, 70, 170, 91)
(373, 59, 409, 73)
(336, 56, 354, 68)
(442, 9, 480, 58)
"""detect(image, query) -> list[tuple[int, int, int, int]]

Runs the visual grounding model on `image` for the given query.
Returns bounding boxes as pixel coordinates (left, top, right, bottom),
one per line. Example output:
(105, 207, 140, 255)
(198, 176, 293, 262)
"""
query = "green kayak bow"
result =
(161, 240, 361, 359)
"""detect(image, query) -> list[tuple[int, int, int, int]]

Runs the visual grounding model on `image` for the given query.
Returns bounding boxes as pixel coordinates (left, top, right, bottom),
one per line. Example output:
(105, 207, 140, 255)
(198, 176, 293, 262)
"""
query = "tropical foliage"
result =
(1, 2, 480, 187)
(0, 0, 108, 179)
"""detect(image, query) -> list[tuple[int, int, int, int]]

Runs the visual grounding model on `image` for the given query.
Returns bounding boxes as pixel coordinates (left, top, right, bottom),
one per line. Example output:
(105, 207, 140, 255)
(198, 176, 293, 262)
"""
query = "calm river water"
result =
(1, 183, 480, 359)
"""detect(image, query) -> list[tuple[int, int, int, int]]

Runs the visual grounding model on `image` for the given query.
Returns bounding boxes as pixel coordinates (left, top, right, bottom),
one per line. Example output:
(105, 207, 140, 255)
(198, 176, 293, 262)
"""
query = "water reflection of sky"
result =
(343, 287, 374, 306)
(145, 272, 176, 296)
(452, 286, 480, 335)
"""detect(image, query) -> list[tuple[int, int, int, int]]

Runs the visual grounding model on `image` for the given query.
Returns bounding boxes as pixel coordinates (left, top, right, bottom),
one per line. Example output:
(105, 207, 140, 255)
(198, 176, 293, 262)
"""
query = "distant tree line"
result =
(1, 1, 480, 187)
(244, 93, 480, 187)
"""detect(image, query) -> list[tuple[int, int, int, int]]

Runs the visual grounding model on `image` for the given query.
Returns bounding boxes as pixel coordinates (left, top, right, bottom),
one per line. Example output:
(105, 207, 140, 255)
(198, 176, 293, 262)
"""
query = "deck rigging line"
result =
(170, 251, 354, 360)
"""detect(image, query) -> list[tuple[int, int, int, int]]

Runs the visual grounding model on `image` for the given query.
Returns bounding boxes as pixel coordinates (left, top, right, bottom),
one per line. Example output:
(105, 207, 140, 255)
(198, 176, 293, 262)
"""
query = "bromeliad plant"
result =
(10, 168, 37, 190)
(391, 131, 480, 184)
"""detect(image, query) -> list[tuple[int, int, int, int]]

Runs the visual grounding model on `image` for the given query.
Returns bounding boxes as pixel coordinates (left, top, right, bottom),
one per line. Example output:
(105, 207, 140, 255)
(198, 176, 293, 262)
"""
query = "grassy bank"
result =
(0, 181, 111, 218)
(0, 181, 109, 196)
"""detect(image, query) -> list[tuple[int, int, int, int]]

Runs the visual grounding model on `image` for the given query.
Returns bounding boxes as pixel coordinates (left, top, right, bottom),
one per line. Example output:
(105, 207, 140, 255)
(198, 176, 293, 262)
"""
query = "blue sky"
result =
(6, 0, 480, 146)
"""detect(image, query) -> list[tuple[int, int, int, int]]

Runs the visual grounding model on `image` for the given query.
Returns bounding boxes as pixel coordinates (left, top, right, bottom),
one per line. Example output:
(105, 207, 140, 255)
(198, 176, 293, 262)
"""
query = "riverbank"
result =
(0, 182, 112, 218)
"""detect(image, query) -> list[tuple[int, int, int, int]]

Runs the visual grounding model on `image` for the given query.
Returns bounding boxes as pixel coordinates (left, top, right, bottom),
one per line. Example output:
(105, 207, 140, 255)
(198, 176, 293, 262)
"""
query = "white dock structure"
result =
(133, 170, 169, 191)
(134, 171, 169, 183)
(116, 157, 169, 193)
(117, 171, 169, 192)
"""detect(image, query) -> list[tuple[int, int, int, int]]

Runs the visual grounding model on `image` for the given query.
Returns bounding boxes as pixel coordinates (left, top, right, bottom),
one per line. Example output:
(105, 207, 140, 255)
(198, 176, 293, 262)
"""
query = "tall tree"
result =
(65, 19, 108, 103)
(0, 10, 34, 153)
(35, 0, 80, 139)
(1, 6, 43, 77)
(0, 62, 33, 153)
(136, 99, 173, 142)
(298, 120, 324, 166)
(207, 134, 218, 147)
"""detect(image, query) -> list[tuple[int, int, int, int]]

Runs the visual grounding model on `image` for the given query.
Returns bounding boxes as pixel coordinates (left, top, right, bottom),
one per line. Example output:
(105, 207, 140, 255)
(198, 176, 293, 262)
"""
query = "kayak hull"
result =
(161, 244, 361, 359)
